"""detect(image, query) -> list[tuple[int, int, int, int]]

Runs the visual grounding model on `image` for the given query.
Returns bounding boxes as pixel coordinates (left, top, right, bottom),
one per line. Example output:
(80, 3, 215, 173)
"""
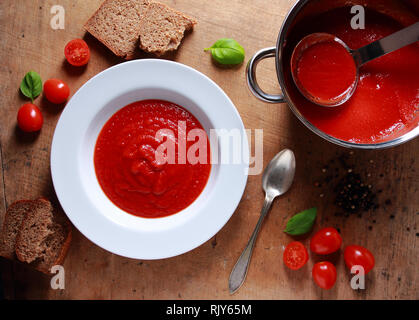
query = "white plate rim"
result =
(51, 59, 249, 260)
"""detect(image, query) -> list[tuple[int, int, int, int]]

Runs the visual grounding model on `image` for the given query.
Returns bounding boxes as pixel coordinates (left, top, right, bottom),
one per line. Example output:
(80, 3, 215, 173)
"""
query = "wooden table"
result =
(0, 0, 417, 300)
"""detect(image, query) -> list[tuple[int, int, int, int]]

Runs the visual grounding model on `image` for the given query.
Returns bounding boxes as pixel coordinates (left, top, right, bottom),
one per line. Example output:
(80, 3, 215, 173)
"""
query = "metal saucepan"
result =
(247, 0, 419, 149)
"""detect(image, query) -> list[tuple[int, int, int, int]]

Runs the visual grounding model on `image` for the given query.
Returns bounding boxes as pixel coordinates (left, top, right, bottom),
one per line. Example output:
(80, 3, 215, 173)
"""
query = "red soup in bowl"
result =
(94, 100, 211, 218)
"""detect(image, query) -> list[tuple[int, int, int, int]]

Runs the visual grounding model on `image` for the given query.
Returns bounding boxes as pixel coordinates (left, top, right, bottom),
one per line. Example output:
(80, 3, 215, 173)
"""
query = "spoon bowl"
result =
(262, 149, 296, 197)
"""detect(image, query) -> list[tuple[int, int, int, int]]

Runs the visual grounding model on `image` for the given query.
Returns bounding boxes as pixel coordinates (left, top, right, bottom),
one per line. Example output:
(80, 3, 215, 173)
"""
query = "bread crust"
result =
(37, 212, 73, 274)
(35, 223, 72, 274)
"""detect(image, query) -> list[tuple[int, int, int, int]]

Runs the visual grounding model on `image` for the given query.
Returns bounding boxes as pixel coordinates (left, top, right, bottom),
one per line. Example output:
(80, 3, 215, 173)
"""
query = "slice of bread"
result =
(0, 198, 72, 274)
(15, 199, 55, 264)
(0, 200, 35, 259)
(15, 199, 72, 274)
(84, 0, 150, 59)
(138, 2, 197, 56)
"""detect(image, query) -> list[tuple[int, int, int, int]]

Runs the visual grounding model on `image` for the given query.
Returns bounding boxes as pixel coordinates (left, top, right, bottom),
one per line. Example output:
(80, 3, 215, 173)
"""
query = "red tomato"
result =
(310, 227, 342, 255)
(17, 103, 43, 132)
(283, 241, 309, 270)
(64, 39, 90, 66)
(312, 262, 337, 290)
(344, 245, 375, 274)
(44, 79, 70, 104)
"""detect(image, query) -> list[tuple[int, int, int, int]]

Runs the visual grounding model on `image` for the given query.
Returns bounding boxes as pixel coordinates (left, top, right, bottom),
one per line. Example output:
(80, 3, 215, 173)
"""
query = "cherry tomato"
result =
(310, 227, 342, 255)
(312, 262, 337, 290)
(17, 103, 43, 132)
(43, 79, 70, 104)
(344, 245, 375, 274)
(283, 241, 309, 270)
(64, 39, 90, 66)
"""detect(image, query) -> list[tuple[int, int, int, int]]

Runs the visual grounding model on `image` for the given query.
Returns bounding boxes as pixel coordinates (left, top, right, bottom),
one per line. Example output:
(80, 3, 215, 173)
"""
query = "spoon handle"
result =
(354, 21, 419, 66)
(229, 193, 274, 294)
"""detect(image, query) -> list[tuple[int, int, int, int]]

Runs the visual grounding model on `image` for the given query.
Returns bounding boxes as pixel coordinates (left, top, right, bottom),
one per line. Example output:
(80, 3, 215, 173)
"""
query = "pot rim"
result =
(275, 0, 419, 150)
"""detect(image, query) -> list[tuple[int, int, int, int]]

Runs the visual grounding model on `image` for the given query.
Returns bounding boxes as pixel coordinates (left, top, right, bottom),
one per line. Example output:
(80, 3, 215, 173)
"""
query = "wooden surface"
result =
(0, 0, 418, 300)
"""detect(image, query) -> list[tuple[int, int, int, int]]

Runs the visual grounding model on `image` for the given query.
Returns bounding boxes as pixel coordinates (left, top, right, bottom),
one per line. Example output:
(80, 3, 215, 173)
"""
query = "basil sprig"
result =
(20, 71, 42, 102)
(284, 208, 317, 236)
(205, 38, 245, 65)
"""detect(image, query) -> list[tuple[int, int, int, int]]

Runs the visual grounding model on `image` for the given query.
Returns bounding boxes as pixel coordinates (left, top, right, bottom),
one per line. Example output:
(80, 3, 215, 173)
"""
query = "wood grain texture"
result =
(0, 0, 418, 300)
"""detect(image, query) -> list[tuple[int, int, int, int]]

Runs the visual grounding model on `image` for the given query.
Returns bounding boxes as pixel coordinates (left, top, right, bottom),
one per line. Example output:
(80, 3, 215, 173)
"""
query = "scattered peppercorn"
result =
(315, 153, 383, 218)
(334, 172, 377, 215)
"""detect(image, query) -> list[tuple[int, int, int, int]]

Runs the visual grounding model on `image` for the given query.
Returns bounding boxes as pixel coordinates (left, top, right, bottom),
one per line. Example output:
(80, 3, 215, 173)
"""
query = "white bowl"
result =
(51, 59, 249, 259)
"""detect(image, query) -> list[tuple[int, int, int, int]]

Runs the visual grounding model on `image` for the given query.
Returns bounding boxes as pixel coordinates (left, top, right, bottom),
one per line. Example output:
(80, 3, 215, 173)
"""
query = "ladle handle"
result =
(353, 21, 419, 66)
(229, 193, 274, 294)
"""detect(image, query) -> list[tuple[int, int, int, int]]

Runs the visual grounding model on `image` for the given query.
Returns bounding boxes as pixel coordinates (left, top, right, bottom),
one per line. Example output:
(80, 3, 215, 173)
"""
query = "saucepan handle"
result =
(246, 47, 285, 103)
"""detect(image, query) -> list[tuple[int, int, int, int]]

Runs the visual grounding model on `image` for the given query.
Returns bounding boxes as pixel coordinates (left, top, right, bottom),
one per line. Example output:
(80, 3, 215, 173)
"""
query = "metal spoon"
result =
(291, 22, 419, 107)
(229, 149, 296, 294)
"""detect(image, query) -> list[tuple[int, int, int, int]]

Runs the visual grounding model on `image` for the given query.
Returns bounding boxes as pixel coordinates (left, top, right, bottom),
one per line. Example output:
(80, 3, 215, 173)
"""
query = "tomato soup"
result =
(94, 100, 211, 218)
(286, 8, 419, 143)
(295, 40, 357, 104)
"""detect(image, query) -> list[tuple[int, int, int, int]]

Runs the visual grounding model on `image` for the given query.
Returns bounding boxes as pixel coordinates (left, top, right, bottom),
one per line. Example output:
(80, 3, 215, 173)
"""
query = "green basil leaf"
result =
(284, 208, 317, 236)
(20, 71, 42, 102)
(204, 38, 245, 65)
